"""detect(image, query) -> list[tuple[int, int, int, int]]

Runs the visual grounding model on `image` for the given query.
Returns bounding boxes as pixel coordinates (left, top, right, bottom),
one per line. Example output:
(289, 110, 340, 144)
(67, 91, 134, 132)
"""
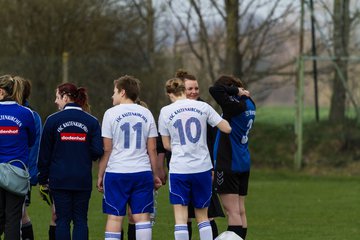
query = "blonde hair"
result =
(165, 78, 185, 97)
(0, 75, 24, 104)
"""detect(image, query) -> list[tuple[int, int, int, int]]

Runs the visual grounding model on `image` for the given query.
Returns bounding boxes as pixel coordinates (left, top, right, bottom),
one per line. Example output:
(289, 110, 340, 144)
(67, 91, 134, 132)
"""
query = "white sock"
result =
(198, 221, 213, 240)
(136, 221, 152, 240)
(105, 231, 121, 240)
(174, 224, 189, 240)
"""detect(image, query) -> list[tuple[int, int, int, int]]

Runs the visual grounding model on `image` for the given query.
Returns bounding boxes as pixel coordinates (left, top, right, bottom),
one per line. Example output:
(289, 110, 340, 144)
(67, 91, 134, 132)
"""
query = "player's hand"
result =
(154, 176, 162, 190)
(158, 168, 167, 185)
(39, 185, 53, 206)
(238, 88, 250, 97)
(97, 176, 104, 193)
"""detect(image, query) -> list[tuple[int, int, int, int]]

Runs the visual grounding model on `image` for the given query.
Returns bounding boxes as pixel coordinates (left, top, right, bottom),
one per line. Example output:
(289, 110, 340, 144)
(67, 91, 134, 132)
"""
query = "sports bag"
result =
(0, 159, 30, 196)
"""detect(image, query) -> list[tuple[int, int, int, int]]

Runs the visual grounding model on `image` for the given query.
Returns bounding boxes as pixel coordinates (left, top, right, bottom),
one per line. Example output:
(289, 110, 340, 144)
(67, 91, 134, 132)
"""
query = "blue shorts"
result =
(169, 170, 212, 209)
(103, 171, 154, 216)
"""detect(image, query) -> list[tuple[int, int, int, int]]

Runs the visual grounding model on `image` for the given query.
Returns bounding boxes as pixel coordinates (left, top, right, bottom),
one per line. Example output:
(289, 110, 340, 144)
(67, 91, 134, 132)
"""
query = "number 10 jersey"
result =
(158, 99, 222, 174)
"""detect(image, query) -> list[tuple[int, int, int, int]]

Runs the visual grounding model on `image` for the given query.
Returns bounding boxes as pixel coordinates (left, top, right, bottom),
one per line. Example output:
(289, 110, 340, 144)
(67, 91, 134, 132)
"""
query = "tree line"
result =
(0, 0, 358, 126)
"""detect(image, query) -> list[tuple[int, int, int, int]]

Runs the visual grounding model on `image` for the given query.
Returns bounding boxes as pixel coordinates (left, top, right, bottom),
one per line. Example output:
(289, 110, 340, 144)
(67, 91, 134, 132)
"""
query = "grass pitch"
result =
(27, 168, 360, 240)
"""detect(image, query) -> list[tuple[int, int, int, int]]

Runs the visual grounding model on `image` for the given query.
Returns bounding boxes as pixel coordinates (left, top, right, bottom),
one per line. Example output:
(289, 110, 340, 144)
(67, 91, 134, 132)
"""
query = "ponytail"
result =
(0, 75, 24, 103)
(76, 87, 90, 113)
(57, 83, 91, 112)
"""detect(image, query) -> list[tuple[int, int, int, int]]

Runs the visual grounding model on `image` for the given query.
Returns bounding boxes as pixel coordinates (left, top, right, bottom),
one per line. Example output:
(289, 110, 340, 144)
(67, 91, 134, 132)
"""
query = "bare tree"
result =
(166, 0, 298, 97)
(329, 0, 350, 123)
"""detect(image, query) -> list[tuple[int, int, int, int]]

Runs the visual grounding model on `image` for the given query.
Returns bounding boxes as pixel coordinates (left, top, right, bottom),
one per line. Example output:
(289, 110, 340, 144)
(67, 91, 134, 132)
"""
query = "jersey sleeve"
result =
(158, 109, 169, 136)
(147, 111, 158, 138)
(209, 84, 246, 118)
(206, 104, 223, 127)
(101, 109, 113, 139)
(29, 111, 42, 185)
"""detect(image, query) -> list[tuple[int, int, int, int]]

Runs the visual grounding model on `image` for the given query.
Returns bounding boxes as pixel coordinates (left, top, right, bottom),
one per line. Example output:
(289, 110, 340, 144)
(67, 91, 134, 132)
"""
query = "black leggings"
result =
(0, 187, 25, 240)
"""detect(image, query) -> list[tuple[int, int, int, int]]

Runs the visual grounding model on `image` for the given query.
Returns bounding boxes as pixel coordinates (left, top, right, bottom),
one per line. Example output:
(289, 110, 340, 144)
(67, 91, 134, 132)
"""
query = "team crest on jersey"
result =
(60, 133, 87, 142)
(0, 126, 19, 135)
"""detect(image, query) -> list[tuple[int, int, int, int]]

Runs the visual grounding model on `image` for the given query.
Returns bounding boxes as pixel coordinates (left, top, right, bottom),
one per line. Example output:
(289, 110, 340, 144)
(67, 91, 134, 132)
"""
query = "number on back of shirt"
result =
(173, 117, 201, 145)
(120, 122, 142, 149)
(241, 119, 253, 144)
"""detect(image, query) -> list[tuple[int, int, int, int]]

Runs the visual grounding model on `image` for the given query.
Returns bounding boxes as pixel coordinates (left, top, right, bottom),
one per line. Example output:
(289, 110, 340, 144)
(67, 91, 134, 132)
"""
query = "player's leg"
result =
(51, 189, 72, 240)
(39, 185, 56, 240)
(4, 191, 25, 240)
(21, 189, 34, 240)
(187, 204, 195, 239)
(103, 172, 131, 240)
(21, 208, 34, 240)
(72, 190, 91, 240)
(238, 171, 250, 239)
(173, 205, 189, 240)
(239, 196, 247, 239)
(207, 190, 225, 239)
(127, 206, 136, 240)
(169, 173, 191, 240)
(192, 170, 213, 240)
(49, 204, 56, 240)
(130, 171, 154, 240)
(215, 170, 244, 238)
(105, 215, 124, 240)
(0, 188, 6, 238)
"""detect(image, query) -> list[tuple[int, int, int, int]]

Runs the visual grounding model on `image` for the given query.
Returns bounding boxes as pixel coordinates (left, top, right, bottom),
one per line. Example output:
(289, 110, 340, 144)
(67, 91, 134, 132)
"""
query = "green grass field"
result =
(26, 106, 359, 239)
(27, 168, 360, 240)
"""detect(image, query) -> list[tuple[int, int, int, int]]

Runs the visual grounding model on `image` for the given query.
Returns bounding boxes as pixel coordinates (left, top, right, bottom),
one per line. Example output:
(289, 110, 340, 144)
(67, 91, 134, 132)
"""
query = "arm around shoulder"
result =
(216, 119, 231, 134)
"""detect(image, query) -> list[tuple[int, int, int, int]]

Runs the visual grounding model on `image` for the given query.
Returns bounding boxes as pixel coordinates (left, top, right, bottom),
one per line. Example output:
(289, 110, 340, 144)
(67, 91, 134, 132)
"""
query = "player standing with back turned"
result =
(158, 78, 231, 240)
(97, 75, 162, 240)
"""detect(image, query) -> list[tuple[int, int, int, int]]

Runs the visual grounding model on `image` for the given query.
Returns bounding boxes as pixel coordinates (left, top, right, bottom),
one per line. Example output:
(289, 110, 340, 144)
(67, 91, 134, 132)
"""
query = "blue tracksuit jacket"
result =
(38, 103, 103, 191)
(0, 100, 36, 169)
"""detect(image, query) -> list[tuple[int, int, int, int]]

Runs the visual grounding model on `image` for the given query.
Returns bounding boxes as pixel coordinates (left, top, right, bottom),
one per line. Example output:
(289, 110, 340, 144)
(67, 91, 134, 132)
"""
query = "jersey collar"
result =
(63, 103, 82, 111)
(0, 100, 17, 105)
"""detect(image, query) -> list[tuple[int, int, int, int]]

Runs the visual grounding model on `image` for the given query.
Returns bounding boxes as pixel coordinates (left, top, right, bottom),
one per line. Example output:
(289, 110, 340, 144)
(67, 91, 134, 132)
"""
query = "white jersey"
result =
(158, 99, 223, 174)
(102, 104, 158, 173)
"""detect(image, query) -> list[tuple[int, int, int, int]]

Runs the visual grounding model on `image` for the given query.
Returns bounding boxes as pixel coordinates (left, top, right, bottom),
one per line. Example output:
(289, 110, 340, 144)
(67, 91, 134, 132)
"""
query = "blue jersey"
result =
(38, 103, 103, 190)
(0, 100, 36, 169)
(210, 85, 256, 173)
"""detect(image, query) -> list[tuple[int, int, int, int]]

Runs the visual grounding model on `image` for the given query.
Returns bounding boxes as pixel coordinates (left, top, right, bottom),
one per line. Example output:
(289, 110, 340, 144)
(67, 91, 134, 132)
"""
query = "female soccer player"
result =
(38, 83, 104, 240)
(175, 69, 225, 239)
(209, 75, 255, 240)
(158, 78, 231, 240)
(20, 78, 42, 240)
(97, 75, 161, 240)
(0, 75, 36, 240)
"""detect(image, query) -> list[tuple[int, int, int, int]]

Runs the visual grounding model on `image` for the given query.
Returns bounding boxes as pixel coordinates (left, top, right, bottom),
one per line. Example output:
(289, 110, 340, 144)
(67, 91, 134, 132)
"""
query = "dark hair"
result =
(0, 74, 24, 103)
(57, 82, 90, 112)
(175, 69, 197, 81)
(22, 79, 31, 105)
(165, 78, 185, 97)
(215, 75, 244, 88)
(114, 75, 140, 102)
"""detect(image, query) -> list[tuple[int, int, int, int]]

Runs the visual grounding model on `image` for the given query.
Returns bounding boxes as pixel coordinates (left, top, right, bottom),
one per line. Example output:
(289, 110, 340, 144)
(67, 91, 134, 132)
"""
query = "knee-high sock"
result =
(128, 223, 136, 240)
(105, 231, 121, 240)
(49, 225, 56, 240)
(21, 221, 34, 240)
(198, 221, 213, 240)
(227, 225, 244, 238)
(187, 221, 192, 239)
(210, 219, 219, 239)
(135, 222, 152, 240)
(174, 224, 189, 240)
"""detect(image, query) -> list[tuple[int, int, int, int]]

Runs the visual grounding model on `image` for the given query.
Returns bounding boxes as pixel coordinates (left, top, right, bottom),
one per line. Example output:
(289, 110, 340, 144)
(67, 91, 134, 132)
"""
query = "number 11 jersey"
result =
(102, 104, 158, 173)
